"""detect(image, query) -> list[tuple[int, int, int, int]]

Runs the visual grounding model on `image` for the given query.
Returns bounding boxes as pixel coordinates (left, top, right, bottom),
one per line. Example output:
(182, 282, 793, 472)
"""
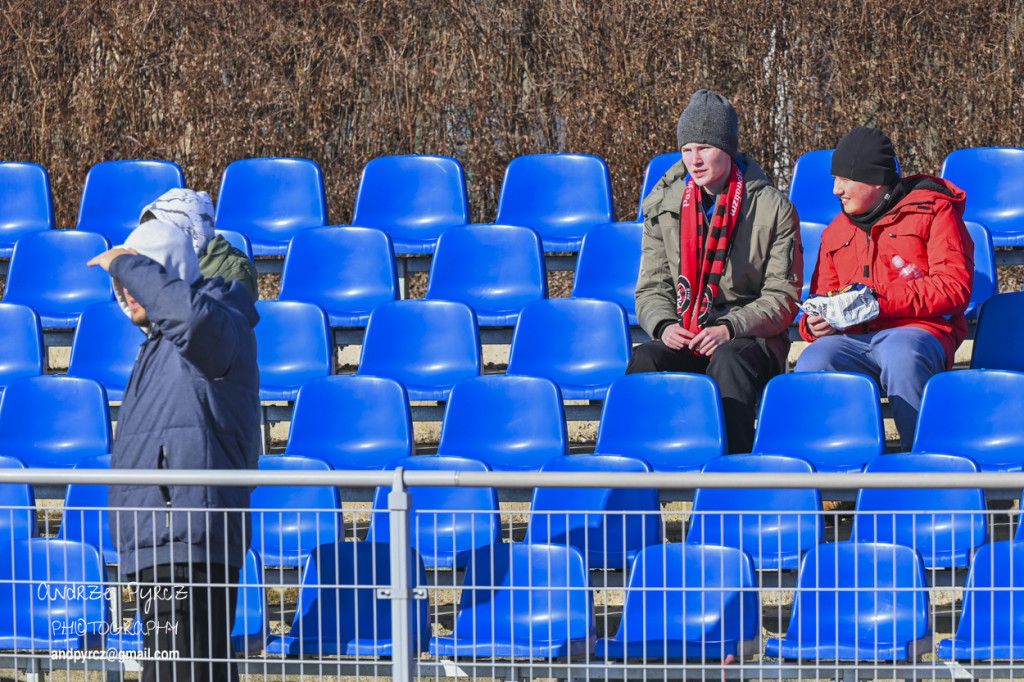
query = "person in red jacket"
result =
(795, 127, 973, 450)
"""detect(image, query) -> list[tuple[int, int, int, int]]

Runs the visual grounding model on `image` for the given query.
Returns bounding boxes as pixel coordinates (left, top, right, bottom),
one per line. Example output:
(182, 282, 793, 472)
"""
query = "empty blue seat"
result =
(753, 372, 884, 472)
(250, 455, 341, 569)
(436, 375, 567, 472)
(429, 543, 594, 659)
(75, 160, 185, 244)
(278, 226, 398, 328)
(526, 454, 661, 570)
(365, 455, 499, 569)
(266, 542, 429, 656)
(3, 230, 113, 328)
(0, 454, 36, 543)
(970, 292, 1024, 372)
(799, 221, 827, 299)
(594, 373, 726, 472)
(351, 155, 470, 255)
(495, 154, 614, 253)
(67, 301, 145, 401)
(595, 543, 759, 661)
(425, 224, 547, 326)
(686, 454, 823, 570)
(215, 229, 254, 261)
(254, 300, 332, 401)
(0, 162, 53, 258)
(913, 369, 1024, 472)
(506, 298, 630, 401)
(284, 376, 413, 470)
(765, 542, 930, 661)
(940, 147, 1024, 246)
(57, 454, 118, 565)
(358, 300, 481, 401)
(853, 453, 986, 569)
(788, 150, 840, 226)
(636, 153, 680, 221)
(215, 158, 327, 256)
(0, 303, 43, 392)
(965, 221, 997, 319)
(0, 538, 109, 651)
(0, 376, 111, 468)
(570, 222, 643, 325)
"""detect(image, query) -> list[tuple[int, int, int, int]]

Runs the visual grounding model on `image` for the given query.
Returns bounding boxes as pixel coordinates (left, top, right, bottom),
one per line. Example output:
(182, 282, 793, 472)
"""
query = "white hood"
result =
(139, 188, 216, 255)
(114, 219, 203, 324)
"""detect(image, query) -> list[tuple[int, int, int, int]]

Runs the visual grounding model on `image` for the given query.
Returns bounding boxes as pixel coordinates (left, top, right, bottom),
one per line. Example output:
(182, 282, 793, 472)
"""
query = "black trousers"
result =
(625, 337, 777, 454)
(133, 562, 239, 682)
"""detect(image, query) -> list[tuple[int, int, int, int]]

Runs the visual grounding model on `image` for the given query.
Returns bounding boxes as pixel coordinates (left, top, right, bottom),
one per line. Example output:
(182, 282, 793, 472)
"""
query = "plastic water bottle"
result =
(891, 255, 924, 280)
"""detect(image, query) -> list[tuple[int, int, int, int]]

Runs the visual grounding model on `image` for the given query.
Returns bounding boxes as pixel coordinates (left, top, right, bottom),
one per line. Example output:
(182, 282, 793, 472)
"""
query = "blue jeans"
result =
(794, 327, 946, 451)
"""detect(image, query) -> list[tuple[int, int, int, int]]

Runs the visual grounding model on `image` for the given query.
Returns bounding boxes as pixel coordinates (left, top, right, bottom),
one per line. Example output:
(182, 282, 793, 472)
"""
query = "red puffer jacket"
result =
(799, 176, 973, 368)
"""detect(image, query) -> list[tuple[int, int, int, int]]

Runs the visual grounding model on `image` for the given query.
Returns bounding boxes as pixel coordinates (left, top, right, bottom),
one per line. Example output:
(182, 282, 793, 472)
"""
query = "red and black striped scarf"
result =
(676, 163, 744, 333)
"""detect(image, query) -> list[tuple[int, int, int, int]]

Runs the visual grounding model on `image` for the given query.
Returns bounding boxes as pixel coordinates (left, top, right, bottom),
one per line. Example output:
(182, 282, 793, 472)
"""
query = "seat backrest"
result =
(0, 376, 111, 468)
(753, 372, 884, 471)
(425, 224, 547, 327)
(965, 221, 997, 319)
(636, 153, 680, 220)
(971, 292, 1024, 372)
(58, 454, 117, 565)
(788, 150, 840, 226)
(594, 373, 726, 471)
(506, 298, 630, 401)
(357, 300, 481, 402)
(285, 376, 413, 470)
(495, 154, 614, 252)
(571, 222, 643, 325)
(253, 300, 332, 401)
(0, 162, 53, 253)
(76, 160, 185, 244)
(3, 230, 114, 328)
(687, 454, 823, 570)
(0, 454, 36, 543)
(230, 548, 267, 653)
(436, 375, 567, 471)
(950, 541, 1024, 644)
(279, 226, 398, 328)
(352, 155, 470, 255)
(67, 301, 146, 401)
(214, 158, 327, 255)
(0, 303, 44, 392)
(913, 369, 1024, 472)
(799, 221, 828, 299)
(940, 147, 1024, 243)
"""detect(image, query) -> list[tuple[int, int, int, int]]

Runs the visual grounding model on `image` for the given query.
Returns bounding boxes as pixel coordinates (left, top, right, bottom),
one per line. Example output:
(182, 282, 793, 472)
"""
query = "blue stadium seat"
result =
(753, 372, 884, 472)
(215, 229, 254, 261)
(365, 455, 499, 569)
(0, 454, 36, 543)
(0, 162, 53, 258)
(266, 542, 429, 656)
(215, 158, 327, 257)
(0, 376, 111, 468)
(278, 226, 398, 328)
(595, 543, 759, 661)
(687, 454, 823, 570)
(67, 301, 145, 401)
(940, 147, 1024, 246)
(853, 453, 986, 569)
(788, 150, 841, 226)
(525, 454, 661, 570)
(436, 375, 567, 472)
(594, 373, 726, 472)
(284, 376, 413, 470)
(635, 153, 680, 221)
(3, 230, 113, 328)
(506, 298, 630, 401)
(358, 300, 481, 401)
(254, 300, 332, 401)
(765, 542, 930, 661)
(570, 222, 643, 325)
(970, 292, 1024, 372)
(913, 369, 1024, 472)
(75, 160, 185, 244)
(938, 541, 1024, 660)
(425, 224, 547, 327)
(250, 455, 341, 569)
(965, 221, 997, 319)
(799, 221, 827, 299)
(57, 454, 118, 565)
(0, 303, 43, 392)
(0, 538, 109, 651)
(351, 155, 470, 255)
(429, 543, 594, 659)
(495, 154, 614, 253)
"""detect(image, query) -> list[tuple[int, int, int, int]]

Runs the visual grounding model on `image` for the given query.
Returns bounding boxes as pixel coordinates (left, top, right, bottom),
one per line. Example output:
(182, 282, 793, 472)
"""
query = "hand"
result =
(806, 315, 838, 338)
(660, 322, 695, 350)
(87, 247, 137, 272)
(688, 325, 731, 356)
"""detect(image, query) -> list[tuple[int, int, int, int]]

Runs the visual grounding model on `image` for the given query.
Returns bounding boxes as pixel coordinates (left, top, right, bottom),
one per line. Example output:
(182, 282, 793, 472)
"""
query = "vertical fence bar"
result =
(386, 466, 415, 682)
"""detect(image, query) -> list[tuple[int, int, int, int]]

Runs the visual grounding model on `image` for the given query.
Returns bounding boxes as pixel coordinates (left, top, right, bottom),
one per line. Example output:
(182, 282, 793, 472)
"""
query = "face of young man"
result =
(681, 143, 733, 195)
(833, 175, 888, 216)
(116, 281, 150, 327)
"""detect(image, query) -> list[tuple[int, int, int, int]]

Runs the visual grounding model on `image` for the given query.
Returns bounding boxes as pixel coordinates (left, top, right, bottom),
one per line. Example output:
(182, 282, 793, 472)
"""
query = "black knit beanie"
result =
(675, 90, 739, 158)
(831, 127, 901, 186)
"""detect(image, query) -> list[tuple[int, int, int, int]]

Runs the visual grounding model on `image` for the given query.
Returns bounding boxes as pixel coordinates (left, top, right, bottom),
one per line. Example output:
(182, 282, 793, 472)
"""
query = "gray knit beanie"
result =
(675, 90, 739, 158)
